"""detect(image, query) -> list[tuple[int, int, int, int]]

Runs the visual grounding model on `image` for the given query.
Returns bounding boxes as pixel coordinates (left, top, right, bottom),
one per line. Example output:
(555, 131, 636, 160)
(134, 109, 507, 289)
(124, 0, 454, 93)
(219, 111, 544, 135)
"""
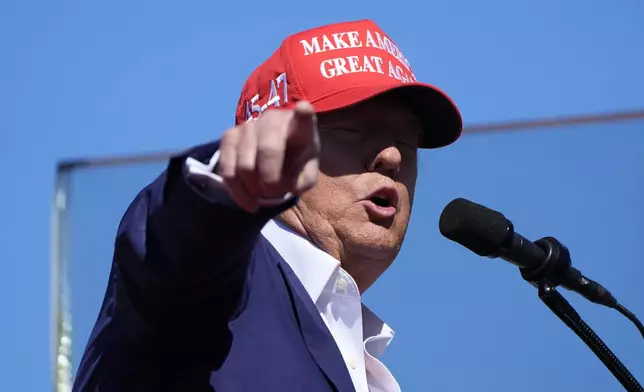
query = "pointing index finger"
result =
(287, 101, 317, 146)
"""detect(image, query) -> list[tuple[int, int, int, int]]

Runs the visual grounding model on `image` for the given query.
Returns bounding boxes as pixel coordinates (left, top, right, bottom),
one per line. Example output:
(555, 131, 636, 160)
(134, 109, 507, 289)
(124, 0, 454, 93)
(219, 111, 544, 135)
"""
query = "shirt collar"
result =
(260, 219, 395, 350)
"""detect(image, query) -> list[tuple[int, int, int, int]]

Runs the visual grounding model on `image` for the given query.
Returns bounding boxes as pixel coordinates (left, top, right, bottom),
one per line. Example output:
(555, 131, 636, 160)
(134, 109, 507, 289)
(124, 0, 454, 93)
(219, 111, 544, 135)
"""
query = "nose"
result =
(368, 146, 402, 176)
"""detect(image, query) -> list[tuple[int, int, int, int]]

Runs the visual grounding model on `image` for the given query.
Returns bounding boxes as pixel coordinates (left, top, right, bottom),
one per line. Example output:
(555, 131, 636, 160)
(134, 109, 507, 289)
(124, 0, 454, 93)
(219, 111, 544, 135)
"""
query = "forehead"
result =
(318, 94, 421, 128)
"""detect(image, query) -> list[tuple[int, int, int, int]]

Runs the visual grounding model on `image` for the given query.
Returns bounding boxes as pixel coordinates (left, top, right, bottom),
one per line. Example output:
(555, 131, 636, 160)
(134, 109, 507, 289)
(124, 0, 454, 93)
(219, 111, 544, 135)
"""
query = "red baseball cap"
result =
(235, 19, 462, 148)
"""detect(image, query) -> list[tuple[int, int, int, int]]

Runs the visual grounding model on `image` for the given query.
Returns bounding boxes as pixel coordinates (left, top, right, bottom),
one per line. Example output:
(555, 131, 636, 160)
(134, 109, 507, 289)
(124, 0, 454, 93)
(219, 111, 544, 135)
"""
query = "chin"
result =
(351, 221, 404, 255)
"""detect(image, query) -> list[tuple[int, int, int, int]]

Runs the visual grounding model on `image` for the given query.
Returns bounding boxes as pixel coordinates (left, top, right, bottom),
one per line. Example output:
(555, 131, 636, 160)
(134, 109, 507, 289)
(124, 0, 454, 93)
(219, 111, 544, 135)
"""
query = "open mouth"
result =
(370, 195, 392, 208)
(366, 187, 399, 211)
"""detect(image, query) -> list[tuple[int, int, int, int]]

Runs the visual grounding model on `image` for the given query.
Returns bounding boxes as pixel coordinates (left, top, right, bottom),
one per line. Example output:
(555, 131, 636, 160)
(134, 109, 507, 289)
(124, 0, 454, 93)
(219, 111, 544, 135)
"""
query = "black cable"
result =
(539, 285, 644, 392)
(615, 303, 644, 340)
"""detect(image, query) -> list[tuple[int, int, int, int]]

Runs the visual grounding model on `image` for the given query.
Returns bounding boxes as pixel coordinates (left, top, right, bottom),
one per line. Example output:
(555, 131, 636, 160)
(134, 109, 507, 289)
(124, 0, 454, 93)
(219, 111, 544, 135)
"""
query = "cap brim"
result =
(312, 83, 462, 149)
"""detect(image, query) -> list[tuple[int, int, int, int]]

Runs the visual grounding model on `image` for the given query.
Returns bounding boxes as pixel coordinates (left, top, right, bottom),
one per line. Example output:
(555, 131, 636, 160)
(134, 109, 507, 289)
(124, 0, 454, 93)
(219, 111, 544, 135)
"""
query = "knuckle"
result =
(258, 111, 287, 133)
(221, 127, 239, 144)
(240, 121, 256, 137)
(257, 132, 286, 159)
(257, 142, 284, 160)
(261, 173, 281, 187)
(236, 157, 255, 173)
(218, 154, 231, 169)
(220, 171, 235, 182)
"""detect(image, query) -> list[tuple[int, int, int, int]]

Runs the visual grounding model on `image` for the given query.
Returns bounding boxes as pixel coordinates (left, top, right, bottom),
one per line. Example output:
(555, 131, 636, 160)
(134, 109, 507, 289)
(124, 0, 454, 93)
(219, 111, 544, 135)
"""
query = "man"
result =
(74, 19, 462, 391)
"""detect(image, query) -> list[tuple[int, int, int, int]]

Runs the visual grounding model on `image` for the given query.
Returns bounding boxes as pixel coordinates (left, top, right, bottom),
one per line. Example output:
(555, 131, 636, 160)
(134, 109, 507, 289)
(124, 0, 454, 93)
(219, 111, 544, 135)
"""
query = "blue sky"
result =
(2, 0, 644, 390)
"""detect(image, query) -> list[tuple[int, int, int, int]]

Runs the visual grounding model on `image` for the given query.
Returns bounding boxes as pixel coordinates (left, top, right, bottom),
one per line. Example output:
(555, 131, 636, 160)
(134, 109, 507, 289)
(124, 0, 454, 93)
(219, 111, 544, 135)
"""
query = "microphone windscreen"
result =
(438, 198, 512, 257)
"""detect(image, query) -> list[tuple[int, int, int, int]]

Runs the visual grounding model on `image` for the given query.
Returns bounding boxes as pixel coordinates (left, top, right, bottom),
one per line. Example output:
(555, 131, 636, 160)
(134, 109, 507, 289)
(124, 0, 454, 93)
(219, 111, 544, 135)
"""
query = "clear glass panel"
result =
(55, 118, 644, 391)
(57, 160, 167, 383)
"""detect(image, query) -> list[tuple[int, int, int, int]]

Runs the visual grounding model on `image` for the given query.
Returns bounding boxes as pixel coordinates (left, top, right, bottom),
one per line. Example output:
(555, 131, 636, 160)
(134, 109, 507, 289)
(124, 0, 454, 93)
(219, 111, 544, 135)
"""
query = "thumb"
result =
(287, 101, 318, 146)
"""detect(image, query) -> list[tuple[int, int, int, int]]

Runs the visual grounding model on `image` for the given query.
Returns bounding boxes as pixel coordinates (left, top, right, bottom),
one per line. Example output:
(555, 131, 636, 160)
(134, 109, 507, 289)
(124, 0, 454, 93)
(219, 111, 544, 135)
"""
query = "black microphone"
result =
(438, 197, 618, 308)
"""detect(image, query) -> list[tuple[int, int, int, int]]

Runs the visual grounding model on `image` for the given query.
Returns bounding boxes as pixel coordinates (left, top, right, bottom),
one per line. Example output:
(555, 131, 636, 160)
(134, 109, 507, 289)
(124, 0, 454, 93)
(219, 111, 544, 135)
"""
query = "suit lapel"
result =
(275, 258, 356, 392)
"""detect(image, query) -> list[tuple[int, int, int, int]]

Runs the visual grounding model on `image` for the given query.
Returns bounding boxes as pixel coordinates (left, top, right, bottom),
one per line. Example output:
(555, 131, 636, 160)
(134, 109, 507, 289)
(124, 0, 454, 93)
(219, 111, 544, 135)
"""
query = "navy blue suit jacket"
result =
(73, 142, 357, 391)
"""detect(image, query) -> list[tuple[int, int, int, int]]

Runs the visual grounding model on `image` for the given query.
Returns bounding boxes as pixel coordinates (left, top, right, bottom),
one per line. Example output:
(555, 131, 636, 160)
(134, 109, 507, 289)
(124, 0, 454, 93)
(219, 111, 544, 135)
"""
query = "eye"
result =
(323, 126, 366, 140)
(396, 134, 421, 150)
(397, 139, 417, 150)
(336, 126, 365, 134)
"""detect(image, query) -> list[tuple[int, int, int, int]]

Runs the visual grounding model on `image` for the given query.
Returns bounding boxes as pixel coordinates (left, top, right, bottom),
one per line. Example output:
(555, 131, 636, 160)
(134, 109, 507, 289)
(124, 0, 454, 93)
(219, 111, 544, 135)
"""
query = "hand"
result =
(216, 101, 320, 213)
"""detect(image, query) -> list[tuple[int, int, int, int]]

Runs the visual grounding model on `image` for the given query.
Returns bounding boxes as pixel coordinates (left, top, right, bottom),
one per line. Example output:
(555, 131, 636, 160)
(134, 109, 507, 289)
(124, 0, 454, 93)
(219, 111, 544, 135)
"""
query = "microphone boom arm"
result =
(526, 237, 643, 392)
(537, 284, 642, 391)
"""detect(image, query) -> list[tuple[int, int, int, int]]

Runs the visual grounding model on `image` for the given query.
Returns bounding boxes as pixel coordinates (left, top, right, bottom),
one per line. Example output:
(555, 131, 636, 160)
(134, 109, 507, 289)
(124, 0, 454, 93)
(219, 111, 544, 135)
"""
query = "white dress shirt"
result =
(185, 153, 401, 392)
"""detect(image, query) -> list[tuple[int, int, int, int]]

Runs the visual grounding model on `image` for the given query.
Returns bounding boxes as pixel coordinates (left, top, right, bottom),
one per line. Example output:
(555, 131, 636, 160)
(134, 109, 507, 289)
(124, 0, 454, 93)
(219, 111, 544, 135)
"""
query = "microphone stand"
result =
(537, 283, 642, 391)
(521, 237, 643, 392)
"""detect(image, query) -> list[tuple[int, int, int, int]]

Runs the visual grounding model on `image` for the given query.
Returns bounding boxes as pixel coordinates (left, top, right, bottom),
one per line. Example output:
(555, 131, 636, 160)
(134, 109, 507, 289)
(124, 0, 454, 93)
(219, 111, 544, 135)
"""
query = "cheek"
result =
(319, 141, 366, 176)
(401, 167, 418, 204)
(302, 174, 354, 213)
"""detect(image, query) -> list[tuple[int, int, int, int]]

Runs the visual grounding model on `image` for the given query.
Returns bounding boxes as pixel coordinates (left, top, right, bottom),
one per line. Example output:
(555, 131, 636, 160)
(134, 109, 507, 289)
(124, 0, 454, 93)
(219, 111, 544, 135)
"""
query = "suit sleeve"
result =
(111, 140, 296, 336)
